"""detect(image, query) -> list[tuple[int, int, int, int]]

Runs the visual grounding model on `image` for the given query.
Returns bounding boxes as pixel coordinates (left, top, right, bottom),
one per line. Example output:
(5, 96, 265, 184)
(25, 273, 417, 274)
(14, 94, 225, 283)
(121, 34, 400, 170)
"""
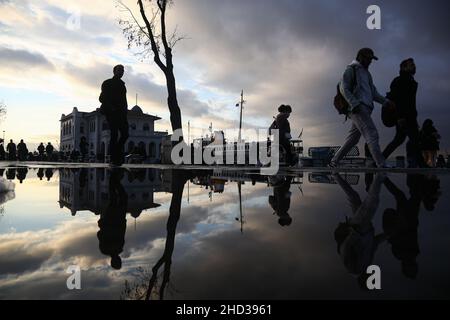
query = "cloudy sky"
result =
(0, 0, 449, 153)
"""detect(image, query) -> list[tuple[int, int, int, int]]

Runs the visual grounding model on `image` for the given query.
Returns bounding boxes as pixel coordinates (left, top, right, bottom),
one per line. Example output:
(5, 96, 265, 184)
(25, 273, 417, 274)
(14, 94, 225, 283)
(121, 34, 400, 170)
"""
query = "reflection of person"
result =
(97, 169, 128, 270)
(16, 168, 28, 184)
(333, 173, 385, 288)
(45, 168, 54, 181)
(37, 168, 44, 180)
(383, 175, 420, 279)
(268, 176, 292, 226)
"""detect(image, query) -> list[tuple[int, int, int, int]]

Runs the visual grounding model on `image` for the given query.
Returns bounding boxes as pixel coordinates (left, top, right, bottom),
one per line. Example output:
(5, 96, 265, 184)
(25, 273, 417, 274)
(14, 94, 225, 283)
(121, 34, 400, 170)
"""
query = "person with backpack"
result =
(331, 48, 393, 168)
(381, 58, 426, 167)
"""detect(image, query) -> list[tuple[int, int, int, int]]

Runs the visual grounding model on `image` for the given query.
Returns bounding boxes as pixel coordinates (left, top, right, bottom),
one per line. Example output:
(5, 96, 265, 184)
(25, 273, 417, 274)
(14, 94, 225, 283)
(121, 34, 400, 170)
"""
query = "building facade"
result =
(60, 105, 167, 162)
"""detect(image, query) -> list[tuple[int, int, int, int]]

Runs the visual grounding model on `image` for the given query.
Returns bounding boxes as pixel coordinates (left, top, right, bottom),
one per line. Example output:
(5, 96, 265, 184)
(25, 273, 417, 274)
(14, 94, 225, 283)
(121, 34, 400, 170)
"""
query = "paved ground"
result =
(1, 161, 449, 175)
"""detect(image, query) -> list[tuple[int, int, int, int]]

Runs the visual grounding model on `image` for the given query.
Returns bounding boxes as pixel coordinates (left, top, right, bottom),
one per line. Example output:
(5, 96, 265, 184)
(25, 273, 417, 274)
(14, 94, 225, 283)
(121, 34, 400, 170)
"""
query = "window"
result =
(130, 123, 136, 130)
(143, 123, 150, 131)
(80, 125, 84, 134)
(102, 121, 109, 131)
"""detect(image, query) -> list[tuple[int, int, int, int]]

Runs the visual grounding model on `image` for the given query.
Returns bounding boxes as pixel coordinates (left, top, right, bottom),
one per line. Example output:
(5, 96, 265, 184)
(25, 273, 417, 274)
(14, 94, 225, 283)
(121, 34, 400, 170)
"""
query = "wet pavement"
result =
(0, 165, 449, 299)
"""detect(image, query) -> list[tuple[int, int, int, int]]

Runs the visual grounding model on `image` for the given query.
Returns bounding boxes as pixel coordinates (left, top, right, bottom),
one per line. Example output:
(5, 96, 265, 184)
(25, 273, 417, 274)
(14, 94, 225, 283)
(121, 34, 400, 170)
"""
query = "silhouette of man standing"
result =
(45, 142, 54, 160)
(37, 142, 45, 160)
(99, 65, 129, 166)
(17, 139, 28, 161)
(6, 139, 16, 161)
(0, 140, 5, 160)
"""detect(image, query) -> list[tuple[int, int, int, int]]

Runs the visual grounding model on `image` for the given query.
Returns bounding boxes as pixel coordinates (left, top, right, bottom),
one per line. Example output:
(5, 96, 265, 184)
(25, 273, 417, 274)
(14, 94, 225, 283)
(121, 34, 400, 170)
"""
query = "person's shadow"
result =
(333, 172, 386, 289)
(97, 168, 128, 270)
(268, 176, 293, 226)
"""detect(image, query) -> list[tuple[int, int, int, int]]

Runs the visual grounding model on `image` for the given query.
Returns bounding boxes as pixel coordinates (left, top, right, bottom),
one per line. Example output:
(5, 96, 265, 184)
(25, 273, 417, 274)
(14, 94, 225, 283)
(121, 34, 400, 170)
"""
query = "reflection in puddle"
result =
(0, 167, 448, 299)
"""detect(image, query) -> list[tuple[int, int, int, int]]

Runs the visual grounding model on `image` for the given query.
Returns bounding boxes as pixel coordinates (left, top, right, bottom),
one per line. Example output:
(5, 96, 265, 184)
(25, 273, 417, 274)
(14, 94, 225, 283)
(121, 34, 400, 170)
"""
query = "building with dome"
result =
(60, 105, 168, 162)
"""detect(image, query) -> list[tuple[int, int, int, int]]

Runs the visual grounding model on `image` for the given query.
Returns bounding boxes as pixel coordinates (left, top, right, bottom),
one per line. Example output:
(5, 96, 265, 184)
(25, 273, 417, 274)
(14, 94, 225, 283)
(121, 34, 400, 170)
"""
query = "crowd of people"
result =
(0, 139, 57, 162)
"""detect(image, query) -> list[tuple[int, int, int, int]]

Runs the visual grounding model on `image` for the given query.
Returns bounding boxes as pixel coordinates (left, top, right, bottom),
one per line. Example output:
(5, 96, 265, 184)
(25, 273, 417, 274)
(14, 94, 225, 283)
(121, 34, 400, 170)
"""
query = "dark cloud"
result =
(167, 0, 450, 151)
(0, 48, 54, 70)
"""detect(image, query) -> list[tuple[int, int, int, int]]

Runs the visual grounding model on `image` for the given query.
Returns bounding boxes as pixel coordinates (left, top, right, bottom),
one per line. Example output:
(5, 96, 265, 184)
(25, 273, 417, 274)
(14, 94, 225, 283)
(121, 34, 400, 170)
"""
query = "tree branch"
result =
(137, 0, 167, 72)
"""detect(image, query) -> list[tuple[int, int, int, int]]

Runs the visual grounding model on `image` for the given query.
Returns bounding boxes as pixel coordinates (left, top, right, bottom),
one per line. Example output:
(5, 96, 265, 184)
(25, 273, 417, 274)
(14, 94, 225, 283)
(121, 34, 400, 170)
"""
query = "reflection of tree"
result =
(121, 169, 189, 300)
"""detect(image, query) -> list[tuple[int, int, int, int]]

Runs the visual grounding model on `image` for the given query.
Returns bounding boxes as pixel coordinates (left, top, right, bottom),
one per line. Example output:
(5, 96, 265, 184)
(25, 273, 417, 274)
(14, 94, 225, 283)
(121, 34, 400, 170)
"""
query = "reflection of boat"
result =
(308, 173, 360, 185)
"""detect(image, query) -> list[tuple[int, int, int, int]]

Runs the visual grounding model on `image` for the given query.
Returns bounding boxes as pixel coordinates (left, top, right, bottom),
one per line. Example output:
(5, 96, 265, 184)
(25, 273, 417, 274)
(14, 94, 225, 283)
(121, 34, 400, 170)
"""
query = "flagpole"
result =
(238, 90, 244, 143)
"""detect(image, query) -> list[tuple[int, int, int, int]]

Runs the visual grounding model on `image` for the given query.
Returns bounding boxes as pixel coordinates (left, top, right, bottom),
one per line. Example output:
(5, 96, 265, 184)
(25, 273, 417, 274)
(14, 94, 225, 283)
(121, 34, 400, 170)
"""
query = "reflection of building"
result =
(60, 106, 168, 162)
(191, 169, 303, 193)
(59, 168, 172, 217)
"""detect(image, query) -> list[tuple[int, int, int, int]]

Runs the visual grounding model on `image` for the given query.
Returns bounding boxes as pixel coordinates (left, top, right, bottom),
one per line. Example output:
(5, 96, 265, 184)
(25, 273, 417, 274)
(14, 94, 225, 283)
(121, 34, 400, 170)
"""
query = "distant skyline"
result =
(1, 0, 450, 154)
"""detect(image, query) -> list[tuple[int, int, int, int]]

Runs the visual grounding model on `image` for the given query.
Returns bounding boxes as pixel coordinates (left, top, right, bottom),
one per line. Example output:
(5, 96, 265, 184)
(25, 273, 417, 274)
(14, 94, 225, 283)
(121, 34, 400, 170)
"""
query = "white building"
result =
(60, 105, 167, 162)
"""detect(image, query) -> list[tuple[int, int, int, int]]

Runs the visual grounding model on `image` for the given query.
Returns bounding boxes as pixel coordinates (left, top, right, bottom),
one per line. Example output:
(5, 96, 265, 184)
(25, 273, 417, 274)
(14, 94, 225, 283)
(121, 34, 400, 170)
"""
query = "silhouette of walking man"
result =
(99, 65, 129, 166)
(382, 58, 425, 167)
(330, 48, 392, 168)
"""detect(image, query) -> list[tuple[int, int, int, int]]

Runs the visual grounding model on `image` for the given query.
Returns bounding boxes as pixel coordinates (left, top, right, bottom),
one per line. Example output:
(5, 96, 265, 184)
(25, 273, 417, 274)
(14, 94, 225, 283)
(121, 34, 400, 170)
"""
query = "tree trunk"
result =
(165, 69, 183, 135)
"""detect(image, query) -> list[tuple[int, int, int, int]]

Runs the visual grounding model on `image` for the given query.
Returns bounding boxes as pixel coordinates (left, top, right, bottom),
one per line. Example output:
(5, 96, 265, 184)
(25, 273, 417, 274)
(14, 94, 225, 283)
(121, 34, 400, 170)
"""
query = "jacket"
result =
(99, 77, 128, 116)
(340, 60, 387, 113)
(387, 71, 418, 121)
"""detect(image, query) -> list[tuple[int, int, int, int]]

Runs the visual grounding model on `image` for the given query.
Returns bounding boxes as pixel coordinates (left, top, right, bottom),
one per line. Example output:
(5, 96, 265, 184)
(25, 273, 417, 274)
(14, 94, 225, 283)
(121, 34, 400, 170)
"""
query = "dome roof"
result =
(131, 105, 143, 114)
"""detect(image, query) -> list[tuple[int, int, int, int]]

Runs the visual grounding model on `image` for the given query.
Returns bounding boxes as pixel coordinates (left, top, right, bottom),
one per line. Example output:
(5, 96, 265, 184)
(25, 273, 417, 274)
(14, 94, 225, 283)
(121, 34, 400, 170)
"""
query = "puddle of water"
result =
(0, 167, 449, 299)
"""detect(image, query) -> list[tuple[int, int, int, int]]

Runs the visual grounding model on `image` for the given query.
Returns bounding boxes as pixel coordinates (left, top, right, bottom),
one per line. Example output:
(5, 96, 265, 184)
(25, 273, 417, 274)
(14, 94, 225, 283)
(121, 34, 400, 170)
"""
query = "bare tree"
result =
(118, 0, 184, 135)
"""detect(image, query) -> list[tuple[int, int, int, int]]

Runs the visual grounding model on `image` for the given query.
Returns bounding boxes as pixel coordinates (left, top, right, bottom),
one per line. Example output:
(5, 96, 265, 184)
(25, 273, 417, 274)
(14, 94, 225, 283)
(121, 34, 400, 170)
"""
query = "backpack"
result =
(333, 66, 357, 116)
